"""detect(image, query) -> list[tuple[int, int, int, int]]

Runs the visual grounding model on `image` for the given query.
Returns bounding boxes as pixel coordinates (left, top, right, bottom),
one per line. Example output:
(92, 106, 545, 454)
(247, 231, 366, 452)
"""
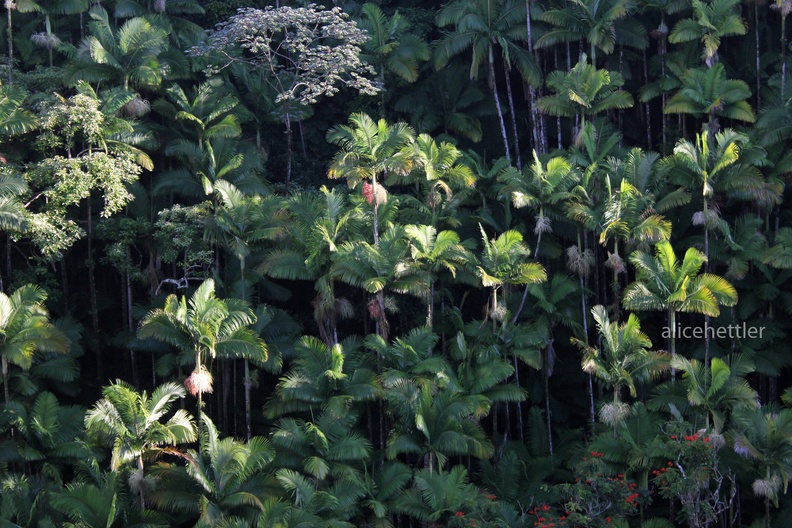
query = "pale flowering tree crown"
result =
(193, 4, 379, 107)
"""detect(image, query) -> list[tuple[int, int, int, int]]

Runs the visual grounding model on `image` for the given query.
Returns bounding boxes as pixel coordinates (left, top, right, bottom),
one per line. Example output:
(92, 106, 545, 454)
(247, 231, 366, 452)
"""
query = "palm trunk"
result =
(244, 358, 252, 441)
(544, 344, 554, 458)
(5, 1, 13, 85)
(427, 278, 434, 329)
(488, 48, 512, 164)
(503, 57, 522, 167)
(669, 309, 676, 380)
(87, 198, 102, 381)
(137, 455, 145, 509)
(755, 0, 761, 107)
(525, 0, 544, 153)
(782, 14, 788, 99)
(284, 104, 293, 188)
(2, 355, 9, 404)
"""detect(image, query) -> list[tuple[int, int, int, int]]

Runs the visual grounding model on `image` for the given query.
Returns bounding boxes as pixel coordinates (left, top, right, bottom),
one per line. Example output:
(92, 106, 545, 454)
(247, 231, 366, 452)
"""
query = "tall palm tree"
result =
(660, 129, 756, 265)
(664, 64, 755, 133)
(260, 187, 364, 346)
(0, 284, 69, 403)
(327, 113, 415, 247)
(660, 354, 759, 431)
(476, 226, 547, 326)
(394, 65, 492, 143)
(498, 150, 578, 261)
(137, 279, 267, 440)
(396, 224, 474, 328)
(537, 0, 643, 64)
(328, 114, 415, 337)
(622, 241, 738, 371)
(572, 305, 670, 427)
(537, 58, 634, 134)
(435, 0, 540, 166)
(63, 6, 171, 93)
(332, 225, 417, 339)
(668, 0, 747, 67)
(151, 414, 274, 527)
(15, 0, 89, 66)
(598, 175, 672, 315)
(386, 385, 493, 474)
(357, 2, 430, 114)
(733, 406, 792, 528)
(85, 380, 196, 507)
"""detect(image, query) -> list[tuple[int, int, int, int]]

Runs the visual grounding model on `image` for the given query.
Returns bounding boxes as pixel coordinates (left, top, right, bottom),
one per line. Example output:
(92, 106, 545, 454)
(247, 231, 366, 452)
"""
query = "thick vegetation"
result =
(1, 0, 792, 526)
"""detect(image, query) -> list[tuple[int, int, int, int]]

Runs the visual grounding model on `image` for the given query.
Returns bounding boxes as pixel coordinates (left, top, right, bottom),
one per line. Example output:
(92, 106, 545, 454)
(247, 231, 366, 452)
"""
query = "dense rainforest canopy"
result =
(2, 0, 792, 526)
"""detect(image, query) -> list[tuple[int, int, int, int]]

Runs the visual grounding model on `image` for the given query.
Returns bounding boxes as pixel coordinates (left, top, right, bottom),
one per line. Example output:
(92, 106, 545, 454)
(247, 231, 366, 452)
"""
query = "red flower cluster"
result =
(625, 492, 640, 507)
(528, 505, 571, 528)
(485, 494, 498, 500)
(455, 511, 465, 517)
(361, 182, 374, 204)
(590, 451, 604, 458)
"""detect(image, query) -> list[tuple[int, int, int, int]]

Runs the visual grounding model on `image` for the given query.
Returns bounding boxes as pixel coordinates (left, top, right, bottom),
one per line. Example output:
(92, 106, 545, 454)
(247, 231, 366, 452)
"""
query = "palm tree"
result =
(572, 305, 670, 427)
(498, 150, 578, 261)
(392, 465, 480, 522)
(770, 0, 792, 97)
(85, 380, 196, 507)
(151, 414, 274, 527)
(537, 58, 634, 135)
(668, 0, 747, 67)
(260, 187, 364, 346)
(332, 225, 417, 339)
(435, 0, 540, 166)
(50, 464, 168, 527)
(137, 279, 267, 440)
(537, 0, 643, 64)
(622, 241, 738, 371)
(664, 64, 755, 133)
(156, 80, 242, 153)
(598, 175, 672, 315)
(476, 226, 547, 326)
(327, 113, 415, 247)
(264, 335, 380, 419)
(358, 2, 430, 114)
(0, 390, 92, 477)
(394, 65, 492, 143)
(397, 224, 474, 328)
(63, 6, 171, 93)
(660, 129, 756, 265)
(0, 284, 69, 404)
(15, 0, 89, 66)
(661, 354, 759, 431)
(733, 406, 792, 528)
(386, 385, 493, 474)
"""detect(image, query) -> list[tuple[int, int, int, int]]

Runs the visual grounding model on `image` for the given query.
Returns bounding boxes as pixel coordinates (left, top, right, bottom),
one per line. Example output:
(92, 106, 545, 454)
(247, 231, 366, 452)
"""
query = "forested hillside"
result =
(1, 0, 792, 526)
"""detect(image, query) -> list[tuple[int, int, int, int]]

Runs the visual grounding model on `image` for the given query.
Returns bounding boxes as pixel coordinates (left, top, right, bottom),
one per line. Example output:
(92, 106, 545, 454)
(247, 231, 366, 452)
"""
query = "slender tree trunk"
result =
(5, 1, 12, 85)
(87, 198, 102, 380)
(488, 49, 512, 164)
(782, 15, 788, 99)
(427, 278, 434, 329)
(244, 358, 252, 441)
(2, 356, 9, 404)
(669, 309, 676, 380)
(525, 0, 544, 153)
(126, 268, 139, 388)
(544, 342, 554, 458)
(756, 0, 761, 107)
(137, 455, 145, 509)
(643, 49, 652, 149)
(503, 58, 522, 168)
(284, 105, 293, 188)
